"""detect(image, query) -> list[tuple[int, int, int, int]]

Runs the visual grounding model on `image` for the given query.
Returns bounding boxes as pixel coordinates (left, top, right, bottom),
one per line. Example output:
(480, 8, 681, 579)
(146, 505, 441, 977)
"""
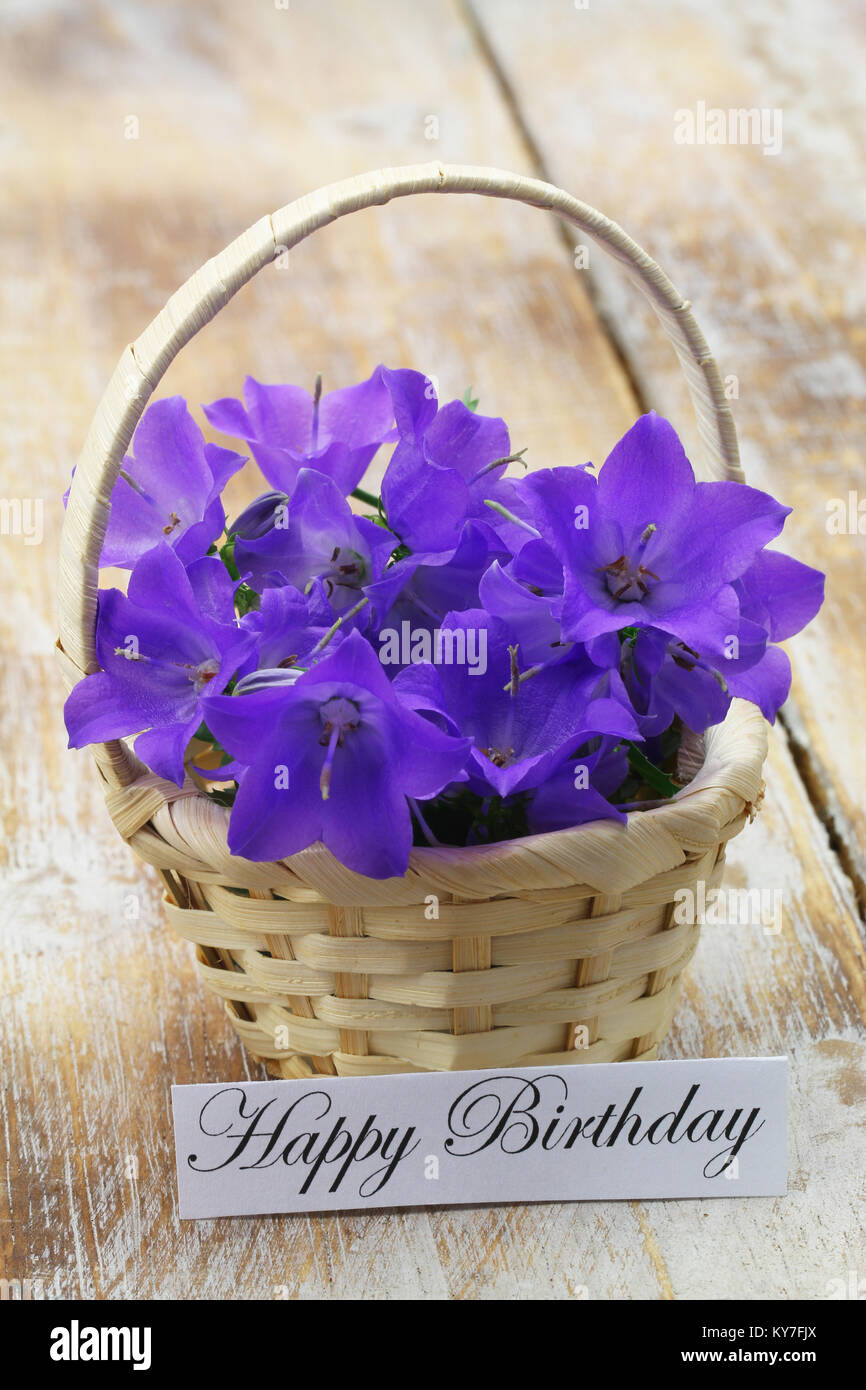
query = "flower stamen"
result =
(318, 696, 360, 800)
(312, 373, 323, 453)
(482, 746, 515, 768)
(601, 552, 660, 603)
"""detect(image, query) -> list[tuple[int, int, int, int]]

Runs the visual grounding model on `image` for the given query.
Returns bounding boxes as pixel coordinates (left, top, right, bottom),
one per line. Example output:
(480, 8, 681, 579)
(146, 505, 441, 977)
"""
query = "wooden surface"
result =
(1, 0, 864, 1300)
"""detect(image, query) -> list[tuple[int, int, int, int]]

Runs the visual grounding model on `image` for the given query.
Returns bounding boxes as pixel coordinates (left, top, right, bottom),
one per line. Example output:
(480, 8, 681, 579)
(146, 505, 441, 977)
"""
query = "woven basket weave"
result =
(58, 163, 768, 1078)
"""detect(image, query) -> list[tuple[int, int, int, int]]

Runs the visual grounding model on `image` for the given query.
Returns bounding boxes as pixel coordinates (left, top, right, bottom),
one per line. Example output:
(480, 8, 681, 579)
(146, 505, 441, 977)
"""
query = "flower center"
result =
(601, 523, 659, 602)
(318, 696, 360, 800)
(482, 745, 515, 768)
(163, 510, 182, 536)
(192, 658, 220, 694)
(320, 546, 367, 606)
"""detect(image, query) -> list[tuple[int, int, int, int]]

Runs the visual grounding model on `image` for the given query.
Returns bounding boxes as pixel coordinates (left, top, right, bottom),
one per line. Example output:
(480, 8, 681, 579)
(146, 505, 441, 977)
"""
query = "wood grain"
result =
(1, 0, 863, 1300)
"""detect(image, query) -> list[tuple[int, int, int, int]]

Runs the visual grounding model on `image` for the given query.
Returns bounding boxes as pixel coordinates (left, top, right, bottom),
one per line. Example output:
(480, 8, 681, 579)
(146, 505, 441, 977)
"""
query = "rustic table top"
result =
(2, 0, 864, 1300)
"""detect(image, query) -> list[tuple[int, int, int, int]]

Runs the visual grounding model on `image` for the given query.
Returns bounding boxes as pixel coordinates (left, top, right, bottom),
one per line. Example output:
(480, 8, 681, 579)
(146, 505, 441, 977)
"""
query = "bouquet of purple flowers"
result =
(64, 366, 824, 880)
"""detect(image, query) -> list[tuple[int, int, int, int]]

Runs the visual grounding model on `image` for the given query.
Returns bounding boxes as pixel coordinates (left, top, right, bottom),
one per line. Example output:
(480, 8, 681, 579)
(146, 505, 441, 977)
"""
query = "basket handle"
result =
(58, 162, 741, 782)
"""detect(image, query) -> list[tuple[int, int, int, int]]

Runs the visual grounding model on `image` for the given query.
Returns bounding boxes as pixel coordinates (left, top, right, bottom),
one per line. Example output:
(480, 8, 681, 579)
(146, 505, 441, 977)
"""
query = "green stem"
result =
(312, 596, 370, 654)
(351, 486, 380, 509)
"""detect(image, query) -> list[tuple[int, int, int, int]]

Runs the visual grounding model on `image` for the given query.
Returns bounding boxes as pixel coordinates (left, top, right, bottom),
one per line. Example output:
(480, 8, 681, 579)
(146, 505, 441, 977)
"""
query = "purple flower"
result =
(722, 549, 825, 720)
(234, 469, 394, 612)
(478, 537, 565, 665)
(366, 520, 507, 642)
(520, 413, 791, 655)
(64, 544, 256, 785)
(734, 550, 825, 645)
(622, 629, 733, 736)
(202, 631, 470, 876)
(392, 610, 638, 799)
(63, 357, 827, 878)
(228, 490, 290, 540)
(620, 548, 824, 729)
(526, 738, 630, 832)
(379, 368, 514, 560)
(204, 367, 396, 498)
(90, 398, 246, 568)
(238, 583, 336, 679)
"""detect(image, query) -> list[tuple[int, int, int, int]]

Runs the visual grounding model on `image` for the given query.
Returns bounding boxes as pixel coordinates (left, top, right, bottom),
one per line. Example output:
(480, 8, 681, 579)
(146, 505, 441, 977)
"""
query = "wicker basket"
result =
(58, 163, 768, 1079)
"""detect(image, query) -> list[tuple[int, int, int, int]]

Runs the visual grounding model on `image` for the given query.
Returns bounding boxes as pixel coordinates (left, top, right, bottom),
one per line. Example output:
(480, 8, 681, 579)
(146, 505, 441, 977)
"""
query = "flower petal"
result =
(380, 366, 438, 437)
(596, 412, 696, 542)
(424, 400, 509, 486)
(321, 733, 414, 879)
(738, 550, 825, 641)
(135, 717, 200, 786)
(227, 731, 324, 861)
(726, 645, 792, 722)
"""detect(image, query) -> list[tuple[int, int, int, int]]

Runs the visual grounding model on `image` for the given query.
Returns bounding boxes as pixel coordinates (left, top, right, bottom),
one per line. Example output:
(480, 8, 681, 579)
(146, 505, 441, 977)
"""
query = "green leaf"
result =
(625, 741, 680, 799)
(461, 386, 479, 412)
(234, 583, 260, 617)
(206, 785, 238, 809)
(219, 536, 240, 581)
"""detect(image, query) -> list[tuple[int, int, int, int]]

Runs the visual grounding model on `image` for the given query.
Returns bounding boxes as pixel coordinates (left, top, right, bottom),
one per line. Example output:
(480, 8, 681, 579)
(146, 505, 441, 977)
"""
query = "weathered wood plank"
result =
(1, 0, 863, 1301)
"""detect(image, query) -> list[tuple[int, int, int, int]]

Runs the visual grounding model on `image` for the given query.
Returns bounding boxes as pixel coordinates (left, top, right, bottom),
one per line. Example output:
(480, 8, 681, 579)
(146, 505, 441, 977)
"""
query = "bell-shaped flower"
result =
(366, 520, 507, 644)
(620, 546, 825, 728)
(519, 413, 791, 656)
(239, 583, 334, 670)
(392, 610, 639, 800)
(721, 549, 825, 720)
(204, 366, 396, 498)
(202, 631, 471, 877)
(64, 544, 256, 784)
(87, 398, 246, 568)
(234, 469, 394, 612)
(379, 368, 515, 562)
(478, 536, 565, 666)
(621, 628, 733, 736)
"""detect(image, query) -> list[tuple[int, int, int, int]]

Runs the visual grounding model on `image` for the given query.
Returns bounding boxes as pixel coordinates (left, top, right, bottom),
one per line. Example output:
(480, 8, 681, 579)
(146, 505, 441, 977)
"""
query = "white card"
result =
(173, 1056, 787, 1218)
